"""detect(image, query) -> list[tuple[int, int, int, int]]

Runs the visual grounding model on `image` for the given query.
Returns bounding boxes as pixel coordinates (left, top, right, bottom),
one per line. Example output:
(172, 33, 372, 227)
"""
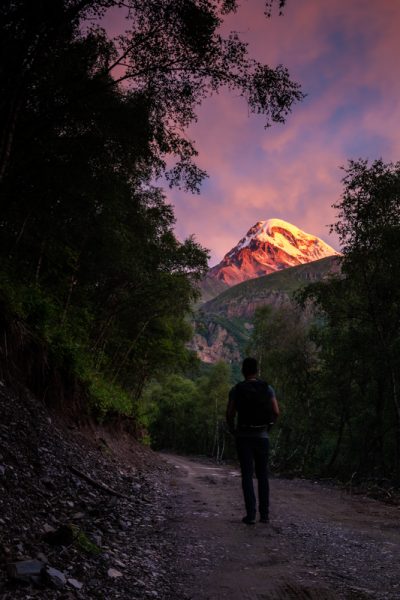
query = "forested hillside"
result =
(190, 256, 340, 363)
(0, 1, 305, 596)
(0, 0, 302, 421)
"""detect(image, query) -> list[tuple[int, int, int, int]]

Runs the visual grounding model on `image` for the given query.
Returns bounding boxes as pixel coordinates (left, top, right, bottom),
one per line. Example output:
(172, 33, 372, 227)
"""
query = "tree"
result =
(332, 159, 400, 475)
(141, 362, 232, 456)
(0, 9, 210, 412)
(302, 159, 400, 478)
(141, 374, 202, 451)
(199, 361, 231, 460)
(0, 0, 303, 188)
(0, 0, 303, 417)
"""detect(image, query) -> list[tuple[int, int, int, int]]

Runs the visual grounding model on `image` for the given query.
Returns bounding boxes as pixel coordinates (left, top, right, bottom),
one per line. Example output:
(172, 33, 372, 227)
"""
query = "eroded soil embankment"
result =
(164, 454, 400, 600)
(0, 382, 180, 599)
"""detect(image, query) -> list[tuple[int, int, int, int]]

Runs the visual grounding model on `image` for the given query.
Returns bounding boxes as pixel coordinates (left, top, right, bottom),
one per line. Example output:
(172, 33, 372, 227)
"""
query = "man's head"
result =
(242, 357, 258, 379)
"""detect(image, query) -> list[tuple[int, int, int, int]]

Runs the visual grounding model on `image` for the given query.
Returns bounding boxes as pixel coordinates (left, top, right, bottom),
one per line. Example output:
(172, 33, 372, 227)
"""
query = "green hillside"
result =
(201, 255, 341, 315)
(193, 256, 341, 363)
(198, 276, 229, 303)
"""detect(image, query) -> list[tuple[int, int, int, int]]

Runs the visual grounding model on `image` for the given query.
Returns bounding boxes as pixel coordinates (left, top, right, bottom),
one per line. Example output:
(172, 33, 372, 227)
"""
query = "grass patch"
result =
(72, 526, 101, 555)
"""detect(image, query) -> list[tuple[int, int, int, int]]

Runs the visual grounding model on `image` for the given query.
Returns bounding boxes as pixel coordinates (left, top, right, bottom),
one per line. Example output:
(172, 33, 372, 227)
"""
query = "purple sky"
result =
(164, 0, 400, 265)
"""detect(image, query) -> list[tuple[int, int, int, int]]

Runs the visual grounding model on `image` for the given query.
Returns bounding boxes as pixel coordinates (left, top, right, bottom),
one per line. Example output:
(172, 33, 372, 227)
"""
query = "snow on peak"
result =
(231, 218, 338, 261)
(209, 218, 340, 286)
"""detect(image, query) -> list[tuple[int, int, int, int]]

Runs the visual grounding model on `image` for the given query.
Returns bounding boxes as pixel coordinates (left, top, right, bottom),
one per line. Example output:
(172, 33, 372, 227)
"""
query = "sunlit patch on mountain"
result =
(205, 218, 340, 291)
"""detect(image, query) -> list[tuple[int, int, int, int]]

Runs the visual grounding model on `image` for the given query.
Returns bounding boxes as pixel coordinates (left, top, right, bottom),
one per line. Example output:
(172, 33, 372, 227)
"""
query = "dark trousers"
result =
(236, 436, 269, 519)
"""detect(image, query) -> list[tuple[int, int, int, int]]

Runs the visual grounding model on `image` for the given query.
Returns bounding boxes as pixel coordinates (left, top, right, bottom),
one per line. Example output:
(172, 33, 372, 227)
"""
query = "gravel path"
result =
(164, 454, 400, 600)
(1, 379, 399, 600)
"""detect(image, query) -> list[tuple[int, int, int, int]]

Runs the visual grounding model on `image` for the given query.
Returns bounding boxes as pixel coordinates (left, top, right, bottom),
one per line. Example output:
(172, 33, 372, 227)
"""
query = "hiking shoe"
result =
(259, 517, 269, 523)
(242, 516, 256, 525)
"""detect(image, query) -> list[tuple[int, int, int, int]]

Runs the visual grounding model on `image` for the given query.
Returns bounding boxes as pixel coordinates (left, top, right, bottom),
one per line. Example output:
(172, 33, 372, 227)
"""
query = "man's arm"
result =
(268, 387, 280, 431)
(271, 395, 280, 421)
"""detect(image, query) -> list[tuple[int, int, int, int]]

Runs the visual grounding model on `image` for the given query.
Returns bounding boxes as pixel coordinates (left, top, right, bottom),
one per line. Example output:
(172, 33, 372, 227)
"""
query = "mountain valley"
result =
(193, 219, 341, 364)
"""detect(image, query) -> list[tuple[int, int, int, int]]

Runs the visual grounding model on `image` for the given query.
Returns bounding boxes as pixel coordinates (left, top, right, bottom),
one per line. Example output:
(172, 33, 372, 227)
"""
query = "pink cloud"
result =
(168, 0, 400, 265)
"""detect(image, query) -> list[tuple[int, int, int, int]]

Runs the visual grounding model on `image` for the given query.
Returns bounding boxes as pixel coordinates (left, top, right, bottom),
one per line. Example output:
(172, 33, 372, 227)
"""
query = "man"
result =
(226, 357, 279, 525)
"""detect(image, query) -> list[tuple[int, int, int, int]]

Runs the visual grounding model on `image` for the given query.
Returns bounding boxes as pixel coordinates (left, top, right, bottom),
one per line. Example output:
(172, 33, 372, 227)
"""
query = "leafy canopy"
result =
(0, 0, 303, 416)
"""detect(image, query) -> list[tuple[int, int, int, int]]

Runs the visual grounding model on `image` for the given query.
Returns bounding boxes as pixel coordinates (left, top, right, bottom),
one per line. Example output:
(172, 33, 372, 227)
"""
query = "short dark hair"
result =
(242, 357, 258, 377)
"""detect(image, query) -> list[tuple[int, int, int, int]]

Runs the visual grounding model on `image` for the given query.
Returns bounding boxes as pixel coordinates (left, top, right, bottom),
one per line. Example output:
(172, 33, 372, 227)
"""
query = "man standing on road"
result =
(226, 357, 279, 525)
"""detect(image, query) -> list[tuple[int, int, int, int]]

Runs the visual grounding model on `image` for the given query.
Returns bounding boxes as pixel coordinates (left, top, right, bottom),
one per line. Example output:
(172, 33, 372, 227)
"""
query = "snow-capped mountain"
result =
(207, 218, 340, 287)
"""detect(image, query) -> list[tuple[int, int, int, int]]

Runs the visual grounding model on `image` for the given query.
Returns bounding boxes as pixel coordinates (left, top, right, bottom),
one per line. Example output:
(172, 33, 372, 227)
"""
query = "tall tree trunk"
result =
(326, 407, 346, 471)
(61, 275, 78, 325)
(111, 320, 150, 383)
(0, 95, 23, 187)
(35, 240, 46, 284)
(9, 214, 30, 257)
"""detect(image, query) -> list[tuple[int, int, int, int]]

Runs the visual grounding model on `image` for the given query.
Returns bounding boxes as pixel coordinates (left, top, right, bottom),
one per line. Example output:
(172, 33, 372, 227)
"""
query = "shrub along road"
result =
(165, 454, 400, 600)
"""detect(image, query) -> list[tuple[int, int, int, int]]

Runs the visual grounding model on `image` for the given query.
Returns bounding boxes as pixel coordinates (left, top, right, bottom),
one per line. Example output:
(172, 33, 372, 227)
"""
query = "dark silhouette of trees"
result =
(251, 160, 400, 481)
(0, 0, 302, 416)
(0, 0, 302, 187)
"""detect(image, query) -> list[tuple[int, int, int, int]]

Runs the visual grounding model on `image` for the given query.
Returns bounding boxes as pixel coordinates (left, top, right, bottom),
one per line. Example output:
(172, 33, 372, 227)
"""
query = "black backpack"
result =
(235, 379, 273, 429)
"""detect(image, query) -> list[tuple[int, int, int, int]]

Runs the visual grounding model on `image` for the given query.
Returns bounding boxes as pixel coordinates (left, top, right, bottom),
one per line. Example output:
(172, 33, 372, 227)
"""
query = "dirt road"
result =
(164, 454, 400, 600)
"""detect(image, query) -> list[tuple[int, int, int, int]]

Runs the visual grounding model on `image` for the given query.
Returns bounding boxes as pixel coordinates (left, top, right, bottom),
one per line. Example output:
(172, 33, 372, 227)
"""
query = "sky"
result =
(104, 0, 400, 266)
(163, 0, 400, 265)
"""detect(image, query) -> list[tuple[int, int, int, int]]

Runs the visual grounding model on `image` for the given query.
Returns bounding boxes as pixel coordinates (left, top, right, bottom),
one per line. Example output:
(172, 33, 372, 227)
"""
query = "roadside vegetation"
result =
(248, 159, 400, 484)
(0, 0, 301, 420)
(141, 362, 233, 460)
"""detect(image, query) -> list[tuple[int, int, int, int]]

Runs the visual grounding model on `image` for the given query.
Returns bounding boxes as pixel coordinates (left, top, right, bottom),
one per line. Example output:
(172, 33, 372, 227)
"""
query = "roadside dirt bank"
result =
(164, 454, 400, 600)
(0, 382, 180, 599)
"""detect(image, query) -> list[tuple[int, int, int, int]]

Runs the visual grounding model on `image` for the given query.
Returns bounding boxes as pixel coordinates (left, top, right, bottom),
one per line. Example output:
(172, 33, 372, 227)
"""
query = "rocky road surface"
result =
(0, 382, 181, 599)
(1, 379, 400, 600)
(165, 454, 400, 600)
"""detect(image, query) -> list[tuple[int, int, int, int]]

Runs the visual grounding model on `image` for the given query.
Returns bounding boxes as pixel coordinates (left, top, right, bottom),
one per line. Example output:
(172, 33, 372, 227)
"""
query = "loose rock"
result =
(67, 577, 84, 590)
(6, 559, 44, 582)
(44, 566, 67, 588)
(107, 568, 123, 578)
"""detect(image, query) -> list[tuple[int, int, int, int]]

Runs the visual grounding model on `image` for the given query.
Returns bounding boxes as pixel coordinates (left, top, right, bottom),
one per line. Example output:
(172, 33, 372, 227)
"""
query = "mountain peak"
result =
(208, 218, 340, 287)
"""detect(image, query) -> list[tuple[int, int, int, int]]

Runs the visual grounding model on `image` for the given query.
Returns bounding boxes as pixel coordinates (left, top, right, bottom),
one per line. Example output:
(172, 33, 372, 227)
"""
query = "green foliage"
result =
(71, 526, 101, 556)
(0, 0, 303, 428)
(0, 1, 302, 421)
(0, 272, 135, 417)
(141, 375, 202, 452)
(315, 160, 400, 479)
(141, 362, 233, 457)
(89, 376, 133, 420)
(248, 304, 321, 474)
(247, 159, 400, 481)
(0, 2, 214, 416)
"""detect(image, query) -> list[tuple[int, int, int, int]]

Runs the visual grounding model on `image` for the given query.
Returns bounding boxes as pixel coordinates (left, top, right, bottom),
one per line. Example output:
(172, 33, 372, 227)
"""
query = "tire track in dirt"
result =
(164, 455, 400, 600)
